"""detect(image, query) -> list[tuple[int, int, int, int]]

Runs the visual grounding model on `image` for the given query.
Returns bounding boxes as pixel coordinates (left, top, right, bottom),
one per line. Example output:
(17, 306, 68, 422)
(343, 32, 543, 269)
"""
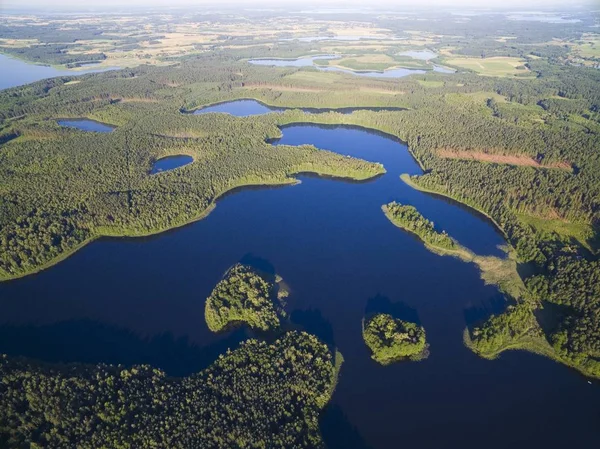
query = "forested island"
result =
(205, 264, 285, 332)
(0, 331, 340, 448)
(363, 313, 428, 364)
(383, 202, 456, 251)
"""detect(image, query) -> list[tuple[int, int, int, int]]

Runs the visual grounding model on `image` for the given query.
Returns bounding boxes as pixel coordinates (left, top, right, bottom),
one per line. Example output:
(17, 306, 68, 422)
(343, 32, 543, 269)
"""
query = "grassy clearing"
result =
(573, 34, 600, 59)
(516, 212, 596, 252)
(444, 56, 534, 77)
(436, 149, 571, 170)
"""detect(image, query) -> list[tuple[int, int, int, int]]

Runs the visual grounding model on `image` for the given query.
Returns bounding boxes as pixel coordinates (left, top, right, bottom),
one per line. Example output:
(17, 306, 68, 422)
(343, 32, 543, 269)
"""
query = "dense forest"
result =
(362, 313, 428, 364)
(205, 264, 284, 332)
(0, 331, 339, 448)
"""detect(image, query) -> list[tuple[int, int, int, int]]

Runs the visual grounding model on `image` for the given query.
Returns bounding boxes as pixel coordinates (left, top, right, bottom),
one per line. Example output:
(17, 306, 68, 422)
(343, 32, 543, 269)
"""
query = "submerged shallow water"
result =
(0, 101, 598, 449)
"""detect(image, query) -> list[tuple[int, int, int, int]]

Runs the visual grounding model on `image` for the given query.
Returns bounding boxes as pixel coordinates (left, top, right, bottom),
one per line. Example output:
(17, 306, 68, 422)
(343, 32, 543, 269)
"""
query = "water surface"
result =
(0, 113, 598, 449)
(150, 155, 194, 174)
(58, 119, 115, 133)
(192, 99, 406, 116)
(0, 54, 119, 91)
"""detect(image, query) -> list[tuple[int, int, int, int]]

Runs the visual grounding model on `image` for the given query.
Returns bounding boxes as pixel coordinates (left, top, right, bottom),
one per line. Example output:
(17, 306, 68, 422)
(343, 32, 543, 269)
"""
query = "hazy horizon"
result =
(1, 0, 596, 13)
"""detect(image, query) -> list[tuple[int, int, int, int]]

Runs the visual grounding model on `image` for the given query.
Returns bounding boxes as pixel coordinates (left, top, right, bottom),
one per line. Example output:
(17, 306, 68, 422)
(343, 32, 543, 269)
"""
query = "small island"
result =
(205, 263, 285, 332)
(363, 313, 429, 365)
(382, 202, 456, 251)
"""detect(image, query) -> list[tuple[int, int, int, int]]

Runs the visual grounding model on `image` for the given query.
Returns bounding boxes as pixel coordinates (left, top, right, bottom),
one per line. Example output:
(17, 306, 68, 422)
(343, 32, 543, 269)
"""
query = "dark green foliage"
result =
(205, 263, 282, 332)
(0, 331, 337, 449)
(527, 255, 600, 375)
(363, 314, 428, 364)
(467, 303, 543, 357)
(383, 202, 456, 250)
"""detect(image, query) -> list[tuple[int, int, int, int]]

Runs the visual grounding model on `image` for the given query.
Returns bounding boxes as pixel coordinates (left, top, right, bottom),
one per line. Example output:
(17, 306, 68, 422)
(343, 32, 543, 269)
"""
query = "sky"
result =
(0, 0, 593, 11)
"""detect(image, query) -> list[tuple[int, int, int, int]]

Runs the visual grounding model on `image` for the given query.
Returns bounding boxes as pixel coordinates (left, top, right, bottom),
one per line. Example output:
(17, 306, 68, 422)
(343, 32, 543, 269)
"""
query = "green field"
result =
(444, 56, 534, 77)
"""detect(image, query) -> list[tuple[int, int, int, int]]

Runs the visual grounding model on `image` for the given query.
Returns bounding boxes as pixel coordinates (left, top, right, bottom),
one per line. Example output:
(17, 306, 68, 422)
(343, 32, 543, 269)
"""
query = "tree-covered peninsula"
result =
(363, 313, 428, 365)
(0, 331, 340, 449)
(205, 263, 284, 332)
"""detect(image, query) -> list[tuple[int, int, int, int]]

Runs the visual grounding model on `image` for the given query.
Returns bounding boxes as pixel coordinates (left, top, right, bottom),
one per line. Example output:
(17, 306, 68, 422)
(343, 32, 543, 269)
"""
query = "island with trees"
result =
(205, 263, 285, 332)
(362, 313, 429, 365)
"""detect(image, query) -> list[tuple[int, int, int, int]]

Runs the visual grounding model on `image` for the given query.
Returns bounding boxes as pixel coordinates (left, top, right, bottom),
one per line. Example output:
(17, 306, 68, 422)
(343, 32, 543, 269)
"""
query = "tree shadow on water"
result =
(463, 293, 509, 327)
(0, 319, 245, 377)
(365, 294, 420, 325)
(239, 253, 276, 276)
(320, 404, 373, 449)
(289, 308, 335, 347)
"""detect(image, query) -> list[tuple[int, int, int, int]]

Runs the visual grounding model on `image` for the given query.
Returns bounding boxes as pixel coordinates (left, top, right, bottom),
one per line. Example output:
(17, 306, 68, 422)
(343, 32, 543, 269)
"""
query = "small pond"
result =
(150, 155, 194, 174)
(58, 119, 115, 133)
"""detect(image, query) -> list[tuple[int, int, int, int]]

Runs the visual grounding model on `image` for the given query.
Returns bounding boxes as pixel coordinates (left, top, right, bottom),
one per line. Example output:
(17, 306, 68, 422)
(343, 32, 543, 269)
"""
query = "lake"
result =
(0, 53, 119, 91)
(150, 155, 194, 174)
(248, 56, 455, 78)
(0, 101, 598, 449)
(58, 119, 115, 133)
(192, 99, 407, 116)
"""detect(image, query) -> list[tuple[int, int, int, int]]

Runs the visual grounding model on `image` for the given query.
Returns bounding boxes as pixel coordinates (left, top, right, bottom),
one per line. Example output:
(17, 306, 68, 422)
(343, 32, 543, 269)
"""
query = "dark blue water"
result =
(0, 54, 119, 91)
(58, 119, 115, 133)
(192, 99, 405, 116)
(0, 118, 598, 448)
(150, 155, 194, 174)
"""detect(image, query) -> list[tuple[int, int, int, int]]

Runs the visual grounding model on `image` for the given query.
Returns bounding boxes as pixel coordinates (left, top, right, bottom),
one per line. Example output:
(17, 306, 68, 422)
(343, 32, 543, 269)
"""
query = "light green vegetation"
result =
(572, 34, 600, 60)
(464, 303, 551, 359)
(0, 331, 339, 448)
(363, 313, 428, 365)
(443, 56, 534, 78)
(205, 264, 284, 332)
(317, 53, 431, 72)
(516, 212, 596, 253)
